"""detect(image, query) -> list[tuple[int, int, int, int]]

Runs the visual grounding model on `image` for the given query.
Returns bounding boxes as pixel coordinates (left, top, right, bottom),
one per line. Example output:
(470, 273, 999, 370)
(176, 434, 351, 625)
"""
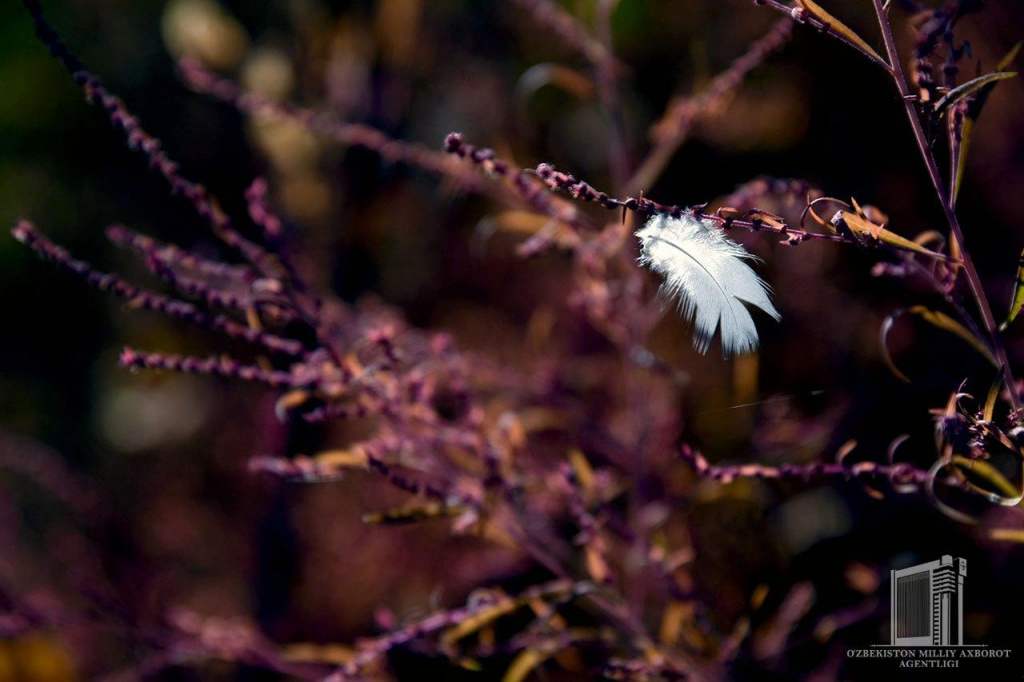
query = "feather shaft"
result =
(635, 213, 780, 356)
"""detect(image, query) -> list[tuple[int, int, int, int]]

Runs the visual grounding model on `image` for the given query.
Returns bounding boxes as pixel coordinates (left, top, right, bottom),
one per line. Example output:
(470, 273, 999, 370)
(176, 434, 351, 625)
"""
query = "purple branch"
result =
(106, 225, 297, 325)
(323, 580, 576, 681)
(105, 225, 257, 284)
(446, 133, 843, 252)
(119, 348, 301, 389)
(242, 177, 315, 307)
(528, 160, 847, 245)
(605, 657, 688, 681)
(510, 0, 626, 75)
(23, 1, 282, 278)
(718, 177, 815, 213)
(245, 177, 283, 241)
(365, 455, 474, 508)
(13, 222, 303, 356)
(627, 17, 794, 194)
(443, 133, 591, 234)
(679, 445, 970, 496)
(511, 0, 631, 188)
(178, 59, 498, 200)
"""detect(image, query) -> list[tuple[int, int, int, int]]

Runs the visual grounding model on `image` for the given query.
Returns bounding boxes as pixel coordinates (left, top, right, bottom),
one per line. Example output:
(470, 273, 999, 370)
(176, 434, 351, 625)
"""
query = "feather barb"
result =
(635, 213, 780, 356)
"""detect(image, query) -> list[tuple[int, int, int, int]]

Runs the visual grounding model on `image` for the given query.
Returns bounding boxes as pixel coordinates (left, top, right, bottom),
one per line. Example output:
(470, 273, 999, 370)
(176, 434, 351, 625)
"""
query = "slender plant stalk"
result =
(757, 0, 893, 72)
(869, 0, 1020, 411)
(626, 17, 793, 196)
(595, 0, 630, 192)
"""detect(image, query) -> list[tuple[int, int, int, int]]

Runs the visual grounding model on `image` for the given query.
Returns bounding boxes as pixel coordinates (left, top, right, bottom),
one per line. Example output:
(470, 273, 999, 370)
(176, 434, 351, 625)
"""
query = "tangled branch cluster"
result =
(7, 0, 1024, 679)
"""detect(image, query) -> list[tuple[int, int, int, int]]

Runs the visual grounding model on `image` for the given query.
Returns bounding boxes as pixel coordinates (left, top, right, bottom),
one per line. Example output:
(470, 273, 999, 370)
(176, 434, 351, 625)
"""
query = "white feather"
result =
(635, 213, 780, 356)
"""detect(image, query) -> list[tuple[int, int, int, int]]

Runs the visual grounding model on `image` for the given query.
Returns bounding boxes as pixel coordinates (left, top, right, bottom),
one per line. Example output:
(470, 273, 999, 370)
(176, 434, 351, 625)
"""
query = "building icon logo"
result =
(890, 554, 966, 646)
(847, 555, 1014, 672)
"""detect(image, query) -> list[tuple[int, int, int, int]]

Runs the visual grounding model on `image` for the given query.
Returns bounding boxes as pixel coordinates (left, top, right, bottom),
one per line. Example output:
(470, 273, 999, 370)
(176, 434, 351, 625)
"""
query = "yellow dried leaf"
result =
(442, 596, 520, 648)
(313, 448, 368, 469)
(568, 448, 595, 496)
(503, 648, 548, 682)
(906, 306, 997, 366)
(0, 635, 76, 681)
(804, 201, 837, 232)
(795, 0, 885, 65)
(835, 439, 857, 463)
(485, 210, 554, 235)
(841, 211, 944, 258)
(881, 306, 997, 382)
(913, 230, 945, 249)
(281, 642, 355, 664)
(275, 389, 313, 419)
(585, 546, 609, 583)
(989, 528, 1024, 543)
(475, 519, 520, 548)
(518, 407, 570, 434)
(750, 584, 770, 610)
(983, 380, 1001, 423)
(659, 601, 691, 645)
(442, 584, 573, 649)
(1001, 247, 1024, 331)
(951, 455, 1022, 502)
(747, 209, 786, 229)
(934, 71, 1018, 115)
(362, 502, 465, 525)
(996, 42, 1023, 73)
(954, 44, 1021, 203)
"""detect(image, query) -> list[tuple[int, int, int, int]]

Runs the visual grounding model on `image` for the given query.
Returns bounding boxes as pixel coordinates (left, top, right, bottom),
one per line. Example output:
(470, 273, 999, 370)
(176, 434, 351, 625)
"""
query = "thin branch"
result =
(513, 0, 631, 189)
(13, 222, 303, 357)
(322, 581, 579, 680)
(105, 225, 297, 325)
(627, 17, 794, 194)
(443, 133, 591, 234)
(105, 224, 258, 284)
(869, 0, 1021, 410)
(178, 59, 494, 198)
(22, 0, 283, 280)
(510, 0, 627, 76)
(755, 0, 893, 73)
(119, 348, 301, 388)
(530, 162, 961, 261)
(680, 444, 969, 494)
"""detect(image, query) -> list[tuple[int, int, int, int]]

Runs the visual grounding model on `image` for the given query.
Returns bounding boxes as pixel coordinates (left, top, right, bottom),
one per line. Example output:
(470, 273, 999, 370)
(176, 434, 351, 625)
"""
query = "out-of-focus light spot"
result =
(249, 118, 321, 174)
(775, 488, 852, 555)
(98, 377, 211, 452)
(162, 0, 249, 71)
(0, 635, 76, 681)
(242, 47, 294, 100)
(280, 172, 333, 223)
(325, 22, 374, 119)
(374, 0, 423, 70)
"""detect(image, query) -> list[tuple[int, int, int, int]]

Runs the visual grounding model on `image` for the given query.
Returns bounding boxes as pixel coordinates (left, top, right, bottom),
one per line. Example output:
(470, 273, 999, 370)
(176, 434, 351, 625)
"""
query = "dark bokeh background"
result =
(1, 0, 1024, 678)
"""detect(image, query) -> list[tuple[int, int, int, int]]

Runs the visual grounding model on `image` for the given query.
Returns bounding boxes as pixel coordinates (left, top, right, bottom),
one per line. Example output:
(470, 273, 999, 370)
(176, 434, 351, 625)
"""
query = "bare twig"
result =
(627, 17, 794, 195)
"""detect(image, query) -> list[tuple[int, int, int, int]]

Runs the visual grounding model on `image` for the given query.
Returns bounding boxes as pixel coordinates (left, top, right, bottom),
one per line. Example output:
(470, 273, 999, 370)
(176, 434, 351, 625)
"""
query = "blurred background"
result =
(1, 0, 1023, 678)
